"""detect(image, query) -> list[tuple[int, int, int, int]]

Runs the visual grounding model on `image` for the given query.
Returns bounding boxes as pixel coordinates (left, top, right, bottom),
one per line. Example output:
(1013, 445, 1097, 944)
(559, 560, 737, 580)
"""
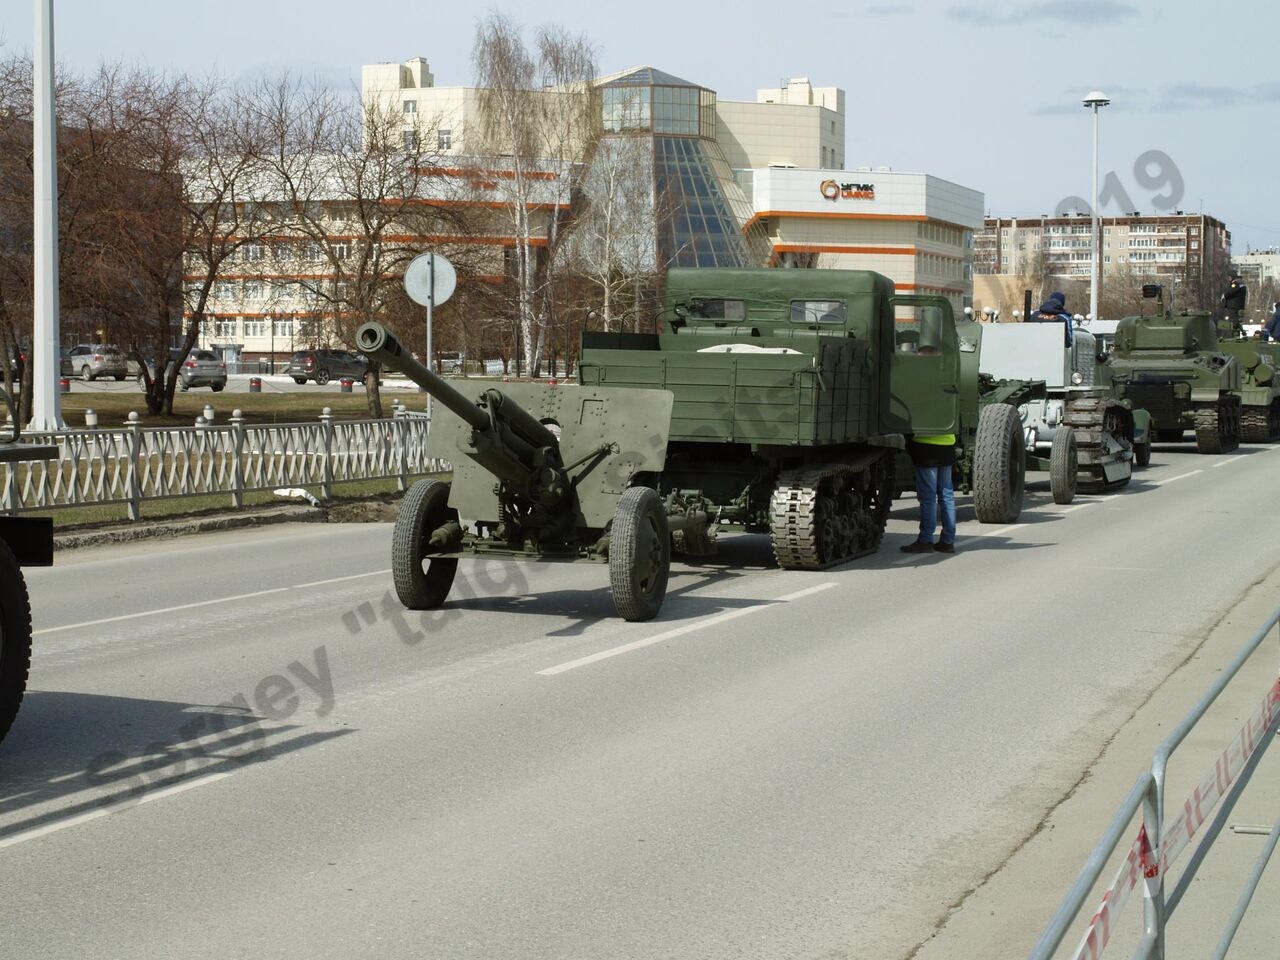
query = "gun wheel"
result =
(0, 541, 33, 744)
(609, 487, 670, 622)
(392, 479, 459, 610)
(1049, 427, 1078, 504)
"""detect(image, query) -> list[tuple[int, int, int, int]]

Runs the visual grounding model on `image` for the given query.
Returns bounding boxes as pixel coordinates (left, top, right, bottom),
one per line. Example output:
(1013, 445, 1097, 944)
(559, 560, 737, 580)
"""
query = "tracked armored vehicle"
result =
(1214, 337, 1280, 441)
(971, 316, 1147, 503)
(1107, 285, 1241, 454)
(360, 268, 1025, 622)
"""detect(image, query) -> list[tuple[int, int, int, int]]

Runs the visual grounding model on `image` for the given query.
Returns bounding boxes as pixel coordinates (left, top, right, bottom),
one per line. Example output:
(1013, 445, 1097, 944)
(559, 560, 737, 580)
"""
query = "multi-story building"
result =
(748, 168, 982, 311)
(201, 56, 980, 358)
(973, 213, 1232, 315)
(1232, 249, 1280, 284)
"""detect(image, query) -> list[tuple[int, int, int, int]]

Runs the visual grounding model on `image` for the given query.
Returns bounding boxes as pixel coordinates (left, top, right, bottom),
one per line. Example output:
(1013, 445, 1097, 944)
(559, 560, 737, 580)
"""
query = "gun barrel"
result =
(356, 322, 489, 432)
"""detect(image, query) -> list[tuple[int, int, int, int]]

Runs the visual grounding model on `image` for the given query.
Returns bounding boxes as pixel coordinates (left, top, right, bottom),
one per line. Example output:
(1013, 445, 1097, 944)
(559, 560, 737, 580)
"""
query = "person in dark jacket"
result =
(1030, 292, 1075, 345)
(1220, 273, 1247, 338)
(901, 426, 957, 554)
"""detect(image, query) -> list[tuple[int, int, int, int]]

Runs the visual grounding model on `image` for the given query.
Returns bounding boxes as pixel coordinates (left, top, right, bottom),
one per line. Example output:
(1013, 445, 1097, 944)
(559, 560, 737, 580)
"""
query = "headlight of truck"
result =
(1017, 403, 1028, 421)
(1071, 371, 1084, 385)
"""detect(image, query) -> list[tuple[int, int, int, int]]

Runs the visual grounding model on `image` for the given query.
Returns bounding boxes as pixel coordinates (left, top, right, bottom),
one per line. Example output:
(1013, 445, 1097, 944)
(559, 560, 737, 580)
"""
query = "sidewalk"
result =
(913, 568, 1280, 960)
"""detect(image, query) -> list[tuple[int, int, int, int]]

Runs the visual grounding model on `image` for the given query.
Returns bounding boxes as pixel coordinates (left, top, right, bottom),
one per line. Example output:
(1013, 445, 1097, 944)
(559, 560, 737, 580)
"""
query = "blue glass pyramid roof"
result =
(599, 66, 701, 89)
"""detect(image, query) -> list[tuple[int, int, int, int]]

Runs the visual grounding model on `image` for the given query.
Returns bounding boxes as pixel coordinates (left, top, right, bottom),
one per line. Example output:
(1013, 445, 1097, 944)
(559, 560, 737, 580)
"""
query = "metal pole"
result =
(425, 255, 434, 421)
(1089, 104, 1101, 325)
(30, 0, 64, 431)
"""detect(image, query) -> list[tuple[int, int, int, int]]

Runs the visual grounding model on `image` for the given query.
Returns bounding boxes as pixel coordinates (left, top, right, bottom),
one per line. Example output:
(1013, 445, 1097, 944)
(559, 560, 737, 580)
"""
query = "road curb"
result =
(52, 504, 326, 551)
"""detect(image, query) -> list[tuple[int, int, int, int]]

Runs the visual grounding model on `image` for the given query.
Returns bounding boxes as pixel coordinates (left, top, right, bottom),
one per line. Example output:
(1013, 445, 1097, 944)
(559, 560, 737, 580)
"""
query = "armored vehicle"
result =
(972, 317, 1147, 503)
(359, 268, 1025, 622)
(1214, 337, 1280, 441)
(1107, 285, 1241, 454)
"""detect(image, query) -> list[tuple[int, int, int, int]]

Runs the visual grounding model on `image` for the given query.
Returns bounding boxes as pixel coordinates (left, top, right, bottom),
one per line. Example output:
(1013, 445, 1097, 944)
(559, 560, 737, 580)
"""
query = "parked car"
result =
(284, 349, 368, 385)
(59, 348, 73, 378)
(136, 349, 226, 392)
(66, 343, 127, 381)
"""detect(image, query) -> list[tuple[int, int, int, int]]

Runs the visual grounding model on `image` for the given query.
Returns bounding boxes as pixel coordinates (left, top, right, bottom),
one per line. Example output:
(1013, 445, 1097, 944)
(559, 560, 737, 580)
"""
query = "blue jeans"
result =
(914, 464, 956, 545)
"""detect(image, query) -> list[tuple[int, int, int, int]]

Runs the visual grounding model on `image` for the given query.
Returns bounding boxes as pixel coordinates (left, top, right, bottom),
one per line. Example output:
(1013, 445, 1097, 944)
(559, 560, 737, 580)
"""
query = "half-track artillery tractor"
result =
(359, 268, 1025, 622)
(1107, 284, 1241, 454)
(973, 315, 1146, 504)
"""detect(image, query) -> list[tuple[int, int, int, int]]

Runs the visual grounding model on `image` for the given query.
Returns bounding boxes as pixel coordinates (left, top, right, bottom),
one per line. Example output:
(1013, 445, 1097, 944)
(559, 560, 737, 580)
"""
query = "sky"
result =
(4, 0, 1279, 251)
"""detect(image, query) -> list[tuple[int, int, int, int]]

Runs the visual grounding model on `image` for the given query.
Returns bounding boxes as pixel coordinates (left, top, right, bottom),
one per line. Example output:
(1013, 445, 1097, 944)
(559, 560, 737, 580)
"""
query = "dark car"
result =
(284, 349, 368, 385)
(137, 349, 227, 392)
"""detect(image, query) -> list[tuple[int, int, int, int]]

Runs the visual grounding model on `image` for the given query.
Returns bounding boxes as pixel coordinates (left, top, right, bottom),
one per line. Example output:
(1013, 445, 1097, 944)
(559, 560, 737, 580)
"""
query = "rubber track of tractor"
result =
(770, 457, 892, 571)
(1241, 402, 1280, 442)
(1194, 398, 1240, 454)
(1062, 396, 1130, 491)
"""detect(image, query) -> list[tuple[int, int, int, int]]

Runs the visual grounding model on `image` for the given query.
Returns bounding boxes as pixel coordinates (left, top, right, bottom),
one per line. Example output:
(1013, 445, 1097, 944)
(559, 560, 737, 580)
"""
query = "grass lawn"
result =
(58, 390, 394, 427)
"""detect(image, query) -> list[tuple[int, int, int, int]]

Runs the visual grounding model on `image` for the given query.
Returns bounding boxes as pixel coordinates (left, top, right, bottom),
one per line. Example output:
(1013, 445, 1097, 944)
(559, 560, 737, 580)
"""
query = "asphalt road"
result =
(3, 442, 1279, 960)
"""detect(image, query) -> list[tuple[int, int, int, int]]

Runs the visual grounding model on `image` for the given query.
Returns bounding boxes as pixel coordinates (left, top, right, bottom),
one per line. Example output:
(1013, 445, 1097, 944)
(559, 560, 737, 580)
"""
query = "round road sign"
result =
(404, 253, 457, 307)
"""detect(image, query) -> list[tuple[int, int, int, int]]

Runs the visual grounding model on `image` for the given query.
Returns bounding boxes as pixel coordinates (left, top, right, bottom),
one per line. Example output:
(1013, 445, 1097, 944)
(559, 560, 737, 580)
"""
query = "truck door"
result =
(881, 296, 960, 436)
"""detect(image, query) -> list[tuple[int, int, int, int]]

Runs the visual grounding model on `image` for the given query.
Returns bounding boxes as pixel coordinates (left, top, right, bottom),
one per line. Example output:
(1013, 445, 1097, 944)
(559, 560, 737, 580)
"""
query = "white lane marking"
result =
(1211, 456, 1244, 469)
(294, 569, 391, 589)
(538, 582, 838, 676)
(1152, 470, 1203, 486)
(34, 569, 393, 636)
(0, 772, 232, 850)
(1061, 502, 1094, 514)
(33, 588, 289, 635)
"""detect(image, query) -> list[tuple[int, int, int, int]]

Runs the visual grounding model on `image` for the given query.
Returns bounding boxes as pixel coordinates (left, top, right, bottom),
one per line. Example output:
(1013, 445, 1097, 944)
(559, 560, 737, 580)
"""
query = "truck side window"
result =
(790, 300, 845, 325)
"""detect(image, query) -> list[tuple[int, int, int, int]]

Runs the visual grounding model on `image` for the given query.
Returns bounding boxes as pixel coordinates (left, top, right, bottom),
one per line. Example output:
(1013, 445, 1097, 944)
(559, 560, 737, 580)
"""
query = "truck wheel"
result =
(609, 487, 670, 622)
(1134, 433, 1151, 467)
(0, 541, 33, 743)
(1050, 427, 1078, 505)
(392, 479, 459, 610)
(973, 402, 1025, 523)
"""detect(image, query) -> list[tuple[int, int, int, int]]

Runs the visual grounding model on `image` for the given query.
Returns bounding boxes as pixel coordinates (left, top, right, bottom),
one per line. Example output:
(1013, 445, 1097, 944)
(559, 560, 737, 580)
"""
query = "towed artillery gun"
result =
(1107, 285, 1241, 454)
(968, 314, 1148, 504)
(359, 269, 1026, 622)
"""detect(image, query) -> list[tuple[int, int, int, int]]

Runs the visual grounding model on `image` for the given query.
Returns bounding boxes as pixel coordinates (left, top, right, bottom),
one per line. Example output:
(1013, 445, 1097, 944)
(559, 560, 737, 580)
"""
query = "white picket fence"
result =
(3, 408, 449, 519)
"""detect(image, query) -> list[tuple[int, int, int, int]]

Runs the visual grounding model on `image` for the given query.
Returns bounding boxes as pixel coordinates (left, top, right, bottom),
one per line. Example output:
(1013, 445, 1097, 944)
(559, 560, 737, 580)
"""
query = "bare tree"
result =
(254, 76, 479, 416)
(473, 13, 597, 375)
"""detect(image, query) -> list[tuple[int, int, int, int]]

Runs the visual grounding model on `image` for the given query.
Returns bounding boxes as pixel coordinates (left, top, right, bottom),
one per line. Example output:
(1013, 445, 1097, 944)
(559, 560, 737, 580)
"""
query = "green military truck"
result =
(361, 268, 1026, 622)
(1107, 285, 1241, 454)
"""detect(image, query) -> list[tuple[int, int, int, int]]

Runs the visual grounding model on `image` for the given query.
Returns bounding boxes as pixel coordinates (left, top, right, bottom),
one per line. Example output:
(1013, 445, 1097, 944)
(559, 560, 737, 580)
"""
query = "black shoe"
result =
(935, 541, 955, 554)
(900, 541, 934, 554)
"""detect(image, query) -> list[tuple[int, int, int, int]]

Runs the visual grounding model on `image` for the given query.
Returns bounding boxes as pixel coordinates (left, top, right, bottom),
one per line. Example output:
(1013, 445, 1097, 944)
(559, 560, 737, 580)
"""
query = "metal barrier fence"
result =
(1, 409, 450, 519)
(1029, 608, 1280, 960)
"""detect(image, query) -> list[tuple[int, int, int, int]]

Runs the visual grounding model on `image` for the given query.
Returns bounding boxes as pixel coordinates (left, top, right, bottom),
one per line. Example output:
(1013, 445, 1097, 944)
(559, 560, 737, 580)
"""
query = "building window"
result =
(274, 243, 295, 262)
(214, 319, 237, 338)
(403, 129, 419, 152)
(243, 280, 264, 301)
(830, 120, 836, 134)
(244, 318, 265, 337)
(272, 318, 294, 337)
(330, 242, 351, 261)
(438, 128, 452, 151)
(244, 244, 266, 262)
(403, 100, 417, 115)
(214, 280, 237, 301)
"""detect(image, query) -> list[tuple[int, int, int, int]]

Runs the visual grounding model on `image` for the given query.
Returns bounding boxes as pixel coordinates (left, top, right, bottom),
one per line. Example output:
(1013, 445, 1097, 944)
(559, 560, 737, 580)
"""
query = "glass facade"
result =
(595, 67, 768, 269)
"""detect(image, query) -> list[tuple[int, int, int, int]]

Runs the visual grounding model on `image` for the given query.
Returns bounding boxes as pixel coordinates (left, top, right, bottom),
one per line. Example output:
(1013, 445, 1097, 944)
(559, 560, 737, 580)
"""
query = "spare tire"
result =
(973, 403, 1025, 523)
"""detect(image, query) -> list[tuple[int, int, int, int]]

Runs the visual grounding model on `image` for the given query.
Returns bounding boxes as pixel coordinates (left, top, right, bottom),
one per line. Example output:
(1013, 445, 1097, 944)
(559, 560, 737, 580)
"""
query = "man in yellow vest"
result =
(901, 430, 957, 554)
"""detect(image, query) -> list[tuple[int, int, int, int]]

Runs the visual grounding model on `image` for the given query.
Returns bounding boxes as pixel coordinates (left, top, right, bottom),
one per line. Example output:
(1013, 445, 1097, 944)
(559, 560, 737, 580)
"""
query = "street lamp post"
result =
(30, 0, 64, 430)
(1083, 91, 1110, 327)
